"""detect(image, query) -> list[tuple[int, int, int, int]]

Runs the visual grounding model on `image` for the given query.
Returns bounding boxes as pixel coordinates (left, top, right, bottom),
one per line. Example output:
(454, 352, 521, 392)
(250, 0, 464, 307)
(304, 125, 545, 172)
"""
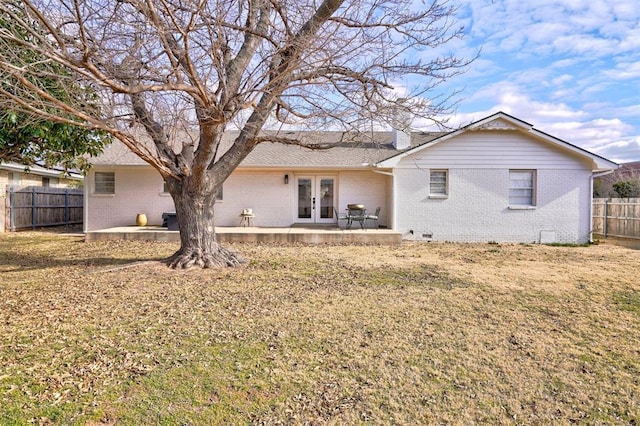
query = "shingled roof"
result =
(91, 130, 442, 168)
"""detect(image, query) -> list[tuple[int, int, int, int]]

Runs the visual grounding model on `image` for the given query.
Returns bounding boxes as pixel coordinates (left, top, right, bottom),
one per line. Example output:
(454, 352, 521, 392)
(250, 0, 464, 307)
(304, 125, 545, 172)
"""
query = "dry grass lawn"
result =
(1, 232, 639, 425)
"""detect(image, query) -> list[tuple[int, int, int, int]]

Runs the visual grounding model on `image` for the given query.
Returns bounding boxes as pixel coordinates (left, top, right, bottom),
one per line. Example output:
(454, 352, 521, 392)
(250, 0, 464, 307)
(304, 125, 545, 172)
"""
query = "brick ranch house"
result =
(84, 112, 618, 244)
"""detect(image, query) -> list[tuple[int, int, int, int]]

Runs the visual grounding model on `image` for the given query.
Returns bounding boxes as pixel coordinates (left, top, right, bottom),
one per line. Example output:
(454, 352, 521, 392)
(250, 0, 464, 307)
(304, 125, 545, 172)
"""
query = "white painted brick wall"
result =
(215, 170, 293, 227)
(86, 168, 391, 230)
(85, 167, 174, 231)
(337, 171, 389, 227)
(395, 168, 592, 243)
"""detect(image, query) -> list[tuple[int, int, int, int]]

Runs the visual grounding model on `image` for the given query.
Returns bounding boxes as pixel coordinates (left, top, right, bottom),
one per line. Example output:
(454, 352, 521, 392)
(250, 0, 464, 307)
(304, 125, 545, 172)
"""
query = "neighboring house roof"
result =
(0, 162, 83, 180)
(90, 111, 618, 172)
(376, 111, 618, 172)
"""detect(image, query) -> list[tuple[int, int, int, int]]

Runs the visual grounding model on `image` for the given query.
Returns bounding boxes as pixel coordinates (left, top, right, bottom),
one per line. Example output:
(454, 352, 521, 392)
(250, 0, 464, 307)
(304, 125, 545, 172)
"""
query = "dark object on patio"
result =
(162, 212, 179, 230)
(365, 207, 381, 228)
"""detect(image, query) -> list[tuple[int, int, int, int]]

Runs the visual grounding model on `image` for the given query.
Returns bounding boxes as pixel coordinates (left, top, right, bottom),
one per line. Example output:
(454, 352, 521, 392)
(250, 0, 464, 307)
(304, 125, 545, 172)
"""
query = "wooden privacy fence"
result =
(592, 198, 640, 239)
(5, 186, 83, 231)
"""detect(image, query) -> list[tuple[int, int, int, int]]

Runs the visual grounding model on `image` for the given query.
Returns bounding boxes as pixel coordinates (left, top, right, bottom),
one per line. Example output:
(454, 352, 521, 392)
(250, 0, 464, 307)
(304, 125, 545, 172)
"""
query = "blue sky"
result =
(415, 0, 640, 163)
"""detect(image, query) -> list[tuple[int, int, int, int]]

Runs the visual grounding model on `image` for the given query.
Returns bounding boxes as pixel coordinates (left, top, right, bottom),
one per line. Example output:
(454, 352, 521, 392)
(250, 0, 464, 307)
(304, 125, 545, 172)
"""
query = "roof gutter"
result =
(371, 167, 394, 176)
(0, 162, 83, 180)
(592, 170, 614, 178)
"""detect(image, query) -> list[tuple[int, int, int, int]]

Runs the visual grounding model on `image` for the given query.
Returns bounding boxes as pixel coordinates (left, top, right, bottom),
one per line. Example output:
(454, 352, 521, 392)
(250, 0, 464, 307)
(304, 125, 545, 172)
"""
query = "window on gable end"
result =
(509, 170, 536, 206)
(429, 170, 448, 198)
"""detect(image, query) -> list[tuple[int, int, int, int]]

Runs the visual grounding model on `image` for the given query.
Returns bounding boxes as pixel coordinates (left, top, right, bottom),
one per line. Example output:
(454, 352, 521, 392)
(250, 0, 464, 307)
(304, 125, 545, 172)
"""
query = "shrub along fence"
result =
(592, 198, 640, 239)
(5, 186, 83, 231)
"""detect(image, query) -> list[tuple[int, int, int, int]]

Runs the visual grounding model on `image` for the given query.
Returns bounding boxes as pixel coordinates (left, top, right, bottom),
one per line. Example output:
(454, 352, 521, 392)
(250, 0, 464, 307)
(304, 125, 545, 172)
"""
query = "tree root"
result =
(166, 245, 247, 269)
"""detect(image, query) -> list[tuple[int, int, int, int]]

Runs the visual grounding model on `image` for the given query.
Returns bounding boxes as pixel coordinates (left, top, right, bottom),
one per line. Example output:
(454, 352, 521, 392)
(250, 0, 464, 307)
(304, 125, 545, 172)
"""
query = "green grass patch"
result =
(114, 342, 283, 424)
(613, 290, 640, 316)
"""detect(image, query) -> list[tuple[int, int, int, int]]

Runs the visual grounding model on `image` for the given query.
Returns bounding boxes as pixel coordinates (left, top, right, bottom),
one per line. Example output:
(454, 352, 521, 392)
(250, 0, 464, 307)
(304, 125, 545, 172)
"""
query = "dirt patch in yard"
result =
(1, 233, 639, 424)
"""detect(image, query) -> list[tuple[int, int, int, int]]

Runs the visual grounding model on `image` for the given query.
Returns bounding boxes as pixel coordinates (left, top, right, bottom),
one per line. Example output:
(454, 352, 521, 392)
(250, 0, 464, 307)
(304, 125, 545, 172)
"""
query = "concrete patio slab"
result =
(85, 226, 403, 245)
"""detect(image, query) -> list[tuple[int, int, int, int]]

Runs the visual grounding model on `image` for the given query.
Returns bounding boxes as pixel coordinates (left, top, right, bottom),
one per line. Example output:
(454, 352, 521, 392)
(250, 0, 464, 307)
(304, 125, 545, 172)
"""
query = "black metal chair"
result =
(365, 207, 381, 229)
(333, 206, 349, 228)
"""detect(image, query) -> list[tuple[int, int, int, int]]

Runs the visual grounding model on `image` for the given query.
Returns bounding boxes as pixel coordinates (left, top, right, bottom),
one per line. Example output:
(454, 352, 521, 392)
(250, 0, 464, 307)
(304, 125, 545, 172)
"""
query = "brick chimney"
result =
(392, 100, 412, 150)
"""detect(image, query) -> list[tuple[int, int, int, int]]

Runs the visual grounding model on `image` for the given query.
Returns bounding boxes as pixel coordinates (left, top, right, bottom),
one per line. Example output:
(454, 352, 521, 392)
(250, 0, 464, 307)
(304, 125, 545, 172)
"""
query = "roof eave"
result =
(527, 128, 619, 172)
(0, 162, 83, 180)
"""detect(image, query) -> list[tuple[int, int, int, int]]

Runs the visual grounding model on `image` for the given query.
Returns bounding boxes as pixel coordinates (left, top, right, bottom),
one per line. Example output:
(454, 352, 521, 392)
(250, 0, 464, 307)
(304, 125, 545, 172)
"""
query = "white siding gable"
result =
(396, 130, 591, 170)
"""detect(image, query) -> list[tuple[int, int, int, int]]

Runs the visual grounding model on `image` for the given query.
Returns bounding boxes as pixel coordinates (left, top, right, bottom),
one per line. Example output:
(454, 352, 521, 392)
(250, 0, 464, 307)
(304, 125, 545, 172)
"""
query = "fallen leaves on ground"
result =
(1, 233, 639, 424)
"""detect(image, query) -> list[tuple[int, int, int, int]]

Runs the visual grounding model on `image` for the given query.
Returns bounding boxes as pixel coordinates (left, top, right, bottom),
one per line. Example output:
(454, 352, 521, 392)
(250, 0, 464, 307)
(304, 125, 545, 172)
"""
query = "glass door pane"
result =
(319, 178, 334, 220)
(297, 178, 312, 219)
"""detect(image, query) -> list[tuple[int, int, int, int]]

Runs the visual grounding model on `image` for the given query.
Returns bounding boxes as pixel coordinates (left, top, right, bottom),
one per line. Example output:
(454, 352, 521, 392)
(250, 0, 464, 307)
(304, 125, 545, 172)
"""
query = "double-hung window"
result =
(8, 172, 21, 185)
(94, 171, 115, 194)
(41, 177, 58, 187)
(509, 170, 535, 206)
(429, 170, 448, 197)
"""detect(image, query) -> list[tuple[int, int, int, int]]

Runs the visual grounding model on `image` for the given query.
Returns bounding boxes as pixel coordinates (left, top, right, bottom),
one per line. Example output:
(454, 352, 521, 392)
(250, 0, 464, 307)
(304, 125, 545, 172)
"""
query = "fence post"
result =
(64, 189, 69, 226)
(31, 186, 36, 230)
(8, 186, 14, 231)
(603, 199, 608, 237)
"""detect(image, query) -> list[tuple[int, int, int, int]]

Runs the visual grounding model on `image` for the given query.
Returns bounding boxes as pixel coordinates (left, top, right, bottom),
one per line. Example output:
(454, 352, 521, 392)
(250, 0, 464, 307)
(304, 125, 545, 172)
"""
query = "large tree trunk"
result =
(166, 179, 245, 269)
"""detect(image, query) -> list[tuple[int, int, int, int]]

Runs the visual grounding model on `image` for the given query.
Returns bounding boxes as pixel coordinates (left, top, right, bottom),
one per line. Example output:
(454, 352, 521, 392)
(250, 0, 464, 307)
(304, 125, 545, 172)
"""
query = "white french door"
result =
(296, 176, 336, 224)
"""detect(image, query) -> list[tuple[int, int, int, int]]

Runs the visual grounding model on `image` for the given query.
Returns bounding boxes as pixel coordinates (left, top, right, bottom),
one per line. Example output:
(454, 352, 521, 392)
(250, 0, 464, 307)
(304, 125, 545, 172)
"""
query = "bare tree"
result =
(0, 0, 471, 268)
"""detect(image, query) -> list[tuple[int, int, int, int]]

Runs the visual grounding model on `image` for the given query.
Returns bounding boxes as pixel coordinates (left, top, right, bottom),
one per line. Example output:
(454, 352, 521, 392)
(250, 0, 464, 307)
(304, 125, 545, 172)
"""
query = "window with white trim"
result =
(8, 172, 21, 185)
(429, 170, 448, 197)
(94, 171, 115, 194)
(509, 170, 535, 206)
(41, 177, 57, 187)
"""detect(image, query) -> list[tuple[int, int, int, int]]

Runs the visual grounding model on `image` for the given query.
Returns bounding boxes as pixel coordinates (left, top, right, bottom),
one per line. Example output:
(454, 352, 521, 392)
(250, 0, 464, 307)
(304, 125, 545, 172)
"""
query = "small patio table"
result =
(346, 206, 366, 229)
(239, 212, 255, 227)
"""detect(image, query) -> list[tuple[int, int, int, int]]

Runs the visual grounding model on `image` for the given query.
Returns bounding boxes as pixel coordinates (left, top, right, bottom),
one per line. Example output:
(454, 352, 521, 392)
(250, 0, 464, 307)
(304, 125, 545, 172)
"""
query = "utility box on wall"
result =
(539, 230, 557, 244)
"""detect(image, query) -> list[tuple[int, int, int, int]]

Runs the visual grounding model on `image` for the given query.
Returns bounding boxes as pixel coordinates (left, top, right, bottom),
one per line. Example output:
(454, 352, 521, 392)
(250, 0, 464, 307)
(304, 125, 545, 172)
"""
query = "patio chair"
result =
(365, 207, 381, 229)
(333, 206, 349, 227)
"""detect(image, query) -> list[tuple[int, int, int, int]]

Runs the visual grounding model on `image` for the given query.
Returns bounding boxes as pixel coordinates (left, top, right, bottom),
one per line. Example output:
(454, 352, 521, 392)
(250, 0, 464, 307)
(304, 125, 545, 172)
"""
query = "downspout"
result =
(590, 170, 615, 243)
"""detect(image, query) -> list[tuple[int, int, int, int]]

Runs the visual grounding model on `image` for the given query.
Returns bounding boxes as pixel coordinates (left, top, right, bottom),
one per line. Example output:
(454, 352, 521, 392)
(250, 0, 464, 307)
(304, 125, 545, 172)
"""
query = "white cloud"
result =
(414, 80, 637, 161)
(551, 74, 574, 86)
(428, 0, 640, 162)
(604, 61, 640, 80)
(458, 0, 640, 58)
(590, 137, 640, 163)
